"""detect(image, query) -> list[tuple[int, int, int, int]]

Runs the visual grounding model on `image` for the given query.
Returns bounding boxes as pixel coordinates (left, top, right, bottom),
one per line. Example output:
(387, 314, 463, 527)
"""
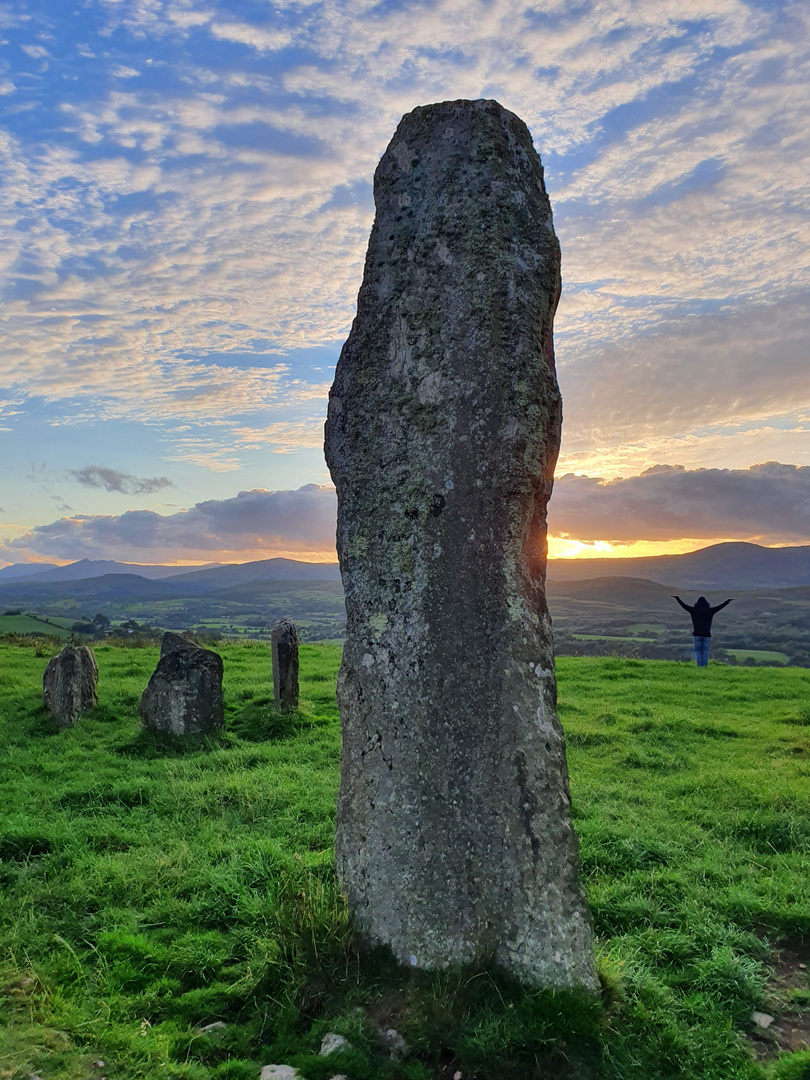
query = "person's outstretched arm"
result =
(710, 598, 735, 614)
(671, 595, 692, 612)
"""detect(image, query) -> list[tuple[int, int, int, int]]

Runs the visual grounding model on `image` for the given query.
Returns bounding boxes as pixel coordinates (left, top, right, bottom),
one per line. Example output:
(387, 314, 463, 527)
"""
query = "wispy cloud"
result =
(1, 0, 808, 526)
(67, 465, 175, 495)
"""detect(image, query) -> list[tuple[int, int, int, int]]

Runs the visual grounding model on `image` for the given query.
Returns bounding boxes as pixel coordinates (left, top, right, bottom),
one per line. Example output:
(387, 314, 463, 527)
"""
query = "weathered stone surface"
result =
(324, 98, 596, 990)
(42, 645, 98, 727)
(319, 1033, 351, 1056)
(271, 617, 299, 710)
(140, 632, 223, 736)
(259, 1066, 301, 1080)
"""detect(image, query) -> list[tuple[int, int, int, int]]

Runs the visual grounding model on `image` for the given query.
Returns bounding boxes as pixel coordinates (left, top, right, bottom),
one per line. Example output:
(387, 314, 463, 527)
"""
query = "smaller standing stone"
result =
(271, 618, 299, 710)
(43, 645, 98, 727)
(140, 632, 223, 736)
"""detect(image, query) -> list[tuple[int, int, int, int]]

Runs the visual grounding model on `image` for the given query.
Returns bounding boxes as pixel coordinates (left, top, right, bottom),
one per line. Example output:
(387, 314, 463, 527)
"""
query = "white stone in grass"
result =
(195, 1020, 227, 1036)
(260, 1066, 302, 1080)
(752, 1011, 775, 1029)
(319, 1033, 351, 1055)
(377, 1027, 407, 1058)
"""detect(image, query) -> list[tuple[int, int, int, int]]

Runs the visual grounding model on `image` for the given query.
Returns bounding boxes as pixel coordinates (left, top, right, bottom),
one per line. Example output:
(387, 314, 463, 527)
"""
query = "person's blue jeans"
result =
(694, 636, 710, 667)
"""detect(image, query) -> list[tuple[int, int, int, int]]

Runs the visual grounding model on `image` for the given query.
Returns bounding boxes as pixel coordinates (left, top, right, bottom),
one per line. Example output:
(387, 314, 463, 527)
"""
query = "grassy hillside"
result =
(0, 613, 79, 639)
(0, 642, 808, 1079)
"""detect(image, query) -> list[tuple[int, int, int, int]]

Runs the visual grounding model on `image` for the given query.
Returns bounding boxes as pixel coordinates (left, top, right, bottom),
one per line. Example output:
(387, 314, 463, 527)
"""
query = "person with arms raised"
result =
(672, 595, 735, 667)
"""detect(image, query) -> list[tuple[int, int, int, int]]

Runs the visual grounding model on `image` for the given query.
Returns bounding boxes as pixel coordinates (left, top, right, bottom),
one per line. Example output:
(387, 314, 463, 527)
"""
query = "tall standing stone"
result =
(43, 645, 98, 727)
(271, 617, 299, 710)
(324, 99, 596, 990)
(140, 632, 224, 736)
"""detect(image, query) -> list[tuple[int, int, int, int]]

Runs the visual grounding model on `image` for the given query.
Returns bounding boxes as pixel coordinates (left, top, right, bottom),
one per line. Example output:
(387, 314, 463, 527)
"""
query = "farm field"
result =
(0, 614, 78, 639)
(0, 640, 808, 1079)
(727, 650, 791, 665)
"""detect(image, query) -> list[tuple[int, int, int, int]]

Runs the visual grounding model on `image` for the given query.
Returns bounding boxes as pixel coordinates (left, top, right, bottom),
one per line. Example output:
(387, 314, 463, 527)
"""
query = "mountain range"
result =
(546, 542, 810, 590)
(0, 558, 222, 583)
(1, 542, 809, 598)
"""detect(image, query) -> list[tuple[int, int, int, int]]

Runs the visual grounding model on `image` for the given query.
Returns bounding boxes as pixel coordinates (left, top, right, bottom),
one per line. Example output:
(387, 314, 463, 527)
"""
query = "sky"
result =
(1, 0, 809, 566)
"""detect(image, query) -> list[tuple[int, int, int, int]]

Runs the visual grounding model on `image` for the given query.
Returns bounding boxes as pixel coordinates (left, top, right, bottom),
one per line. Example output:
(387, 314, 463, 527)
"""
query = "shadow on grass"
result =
(268, 946, 608, 1080)
(115, 727, 227, 758)
(228, 697, 312, 742)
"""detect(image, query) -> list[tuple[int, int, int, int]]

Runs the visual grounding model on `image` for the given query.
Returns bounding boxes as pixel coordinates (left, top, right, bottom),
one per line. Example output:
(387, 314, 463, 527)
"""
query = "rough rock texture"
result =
(324, 99, 596, 990)
(259, 1067, 302, 1080)
(42, 645, 98, 727)
(319, 1033, 351, 1056)
(271, 617, 299, 710)
(140, 632, 224, 736)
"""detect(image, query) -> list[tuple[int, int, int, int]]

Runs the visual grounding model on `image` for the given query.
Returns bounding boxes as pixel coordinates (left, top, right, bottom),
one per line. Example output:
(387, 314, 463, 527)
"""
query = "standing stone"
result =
(324, 99, 596, 990)
(140, 632, 223, 736)
(271, 617, 299, 710)
(42, 645, 98, 727)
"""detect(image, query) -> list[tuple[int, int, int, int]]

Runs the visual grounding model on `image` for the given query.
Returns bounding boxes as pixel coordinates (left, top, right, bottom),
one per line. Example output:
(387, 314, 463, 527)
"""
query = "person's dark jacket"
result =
(674, 595, 733, 637)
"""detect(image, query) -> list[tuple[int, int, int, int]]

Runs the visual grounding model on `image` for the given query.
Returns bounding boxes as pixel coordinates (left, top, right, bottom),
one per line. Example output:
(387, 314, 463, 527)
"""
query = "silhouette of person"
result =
(671, 595, 734, 667)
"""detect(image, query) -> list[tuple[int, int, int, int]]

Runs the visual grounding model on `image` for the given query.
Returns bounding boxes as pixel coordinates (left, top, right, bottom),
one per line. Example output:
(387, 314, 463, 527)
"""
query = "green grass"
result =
(0, 642, 808, 1079)
(0, 614, 81, 638)
(727, 650, 790, 664)
(572, 633, 657, 642)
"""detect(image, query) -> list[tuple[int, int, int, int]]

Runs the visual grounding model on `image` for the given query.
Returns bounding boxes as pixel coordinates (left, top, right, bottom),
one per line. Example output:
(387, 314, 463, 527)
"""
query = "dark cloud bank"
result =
(2, 465, 809, 563)
(551, 462, 810, 544)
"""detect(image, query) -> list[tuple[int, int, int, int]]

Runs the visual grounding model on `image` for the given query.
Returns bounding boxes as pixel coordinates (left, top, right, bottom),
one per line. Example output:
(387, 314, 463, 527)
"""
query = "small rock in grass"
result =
(328, 1075, 349, 1080)
(319, 1032, 351, 1056)
(43, 645, 98, 727)
(260, 1066, 302, 1080)
(194, 1021, 227, 1036)
(752, 1011, 775, 1029)
(377, 1027, 407, 1058)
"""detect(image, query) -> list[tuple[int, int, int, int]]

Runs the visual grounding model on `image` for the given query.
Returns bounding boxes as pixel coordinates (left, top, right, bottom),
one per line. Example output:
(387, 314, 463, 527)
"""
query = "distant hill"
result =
(0, 562, 60, 582)
(166, 558, 341, 588)
(2, 543, 808, 602)
(0, 559, 222, 584)
(547, 542, 810, 591)
(547, 575, 675, 610)
(0, 574, 189, 601)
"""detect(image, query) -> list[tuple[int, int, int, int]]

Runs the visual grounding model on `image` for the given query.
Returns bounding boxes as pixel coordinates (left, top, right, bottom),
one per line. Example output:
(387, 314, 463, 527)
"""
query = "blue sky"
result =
(1, 0, 809, 564)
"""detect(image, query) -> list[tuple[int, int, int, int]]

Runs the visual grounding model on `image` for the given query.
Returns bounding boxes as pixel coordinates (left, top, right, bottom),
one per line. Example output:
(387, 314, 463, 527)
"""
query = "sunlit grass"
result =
(0, 640, 808, 1079)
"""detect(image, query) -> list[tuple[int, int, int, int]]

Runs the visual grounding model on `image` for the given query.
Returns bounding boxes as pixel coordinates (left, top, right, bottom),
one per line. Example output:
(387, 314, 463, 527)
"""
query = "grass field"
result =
(727, 650, 790, 665)
(0, 614, 78, 638)
(0, 640, 808, 1080)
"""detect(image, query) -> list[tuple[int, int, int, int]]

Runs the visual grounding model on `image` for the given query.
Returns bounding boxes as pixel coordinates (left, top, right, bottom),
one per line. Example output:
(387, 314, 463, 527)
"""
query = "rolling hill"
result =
(547, 541, 810, 590)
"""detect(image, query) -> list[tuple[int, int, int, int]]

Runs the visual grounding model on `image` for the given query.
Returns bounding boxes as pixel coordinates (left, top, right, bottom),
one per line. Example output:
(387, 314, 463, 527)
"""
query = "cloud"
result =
(233, 418, 325, 453)
(0, 0, 808, 497)
(67, 465, 175, 495)
(549, 462, 810, 544)
(209, 22, 292, 51)
(1, 484, 338, 563)
(558, 293, 810, 454)
(5, 464, 809, 565)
